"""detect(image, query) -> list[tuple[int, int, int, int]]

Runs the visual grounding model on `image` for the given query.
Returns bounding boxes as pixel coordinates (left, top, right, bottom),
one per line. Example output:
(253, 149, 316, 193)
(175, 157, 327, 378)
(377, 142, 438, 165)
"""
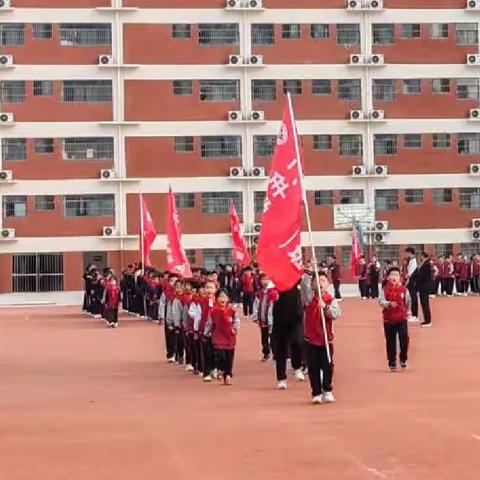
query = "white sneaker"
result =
(167, 357, 175, 363)
(408, 316, 419, 323)
(185, 364, 194, 372)
(294, 369, 305, 382)
(312, 395, 324, 405)
(277, 380, 287, 390)
(203, 375, 212, 382)
(211, 369, 218, 379)
(94, 314, 101, 319)
(322, 392, 335, 403)
(113, 323, 118, 328)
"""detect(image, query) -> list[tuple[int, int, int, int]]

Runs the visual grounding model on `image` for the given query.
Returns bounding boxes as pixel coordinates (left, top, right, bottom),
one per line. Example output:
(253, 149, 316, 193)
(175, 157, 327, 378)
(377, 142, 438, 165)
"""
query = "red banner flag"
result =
(166, 187, 192, 278)
(257, 98, 304, 292)
(350, 227, 362, 279)
(140, 194, 157, 267)
(230, 202, 251, 267)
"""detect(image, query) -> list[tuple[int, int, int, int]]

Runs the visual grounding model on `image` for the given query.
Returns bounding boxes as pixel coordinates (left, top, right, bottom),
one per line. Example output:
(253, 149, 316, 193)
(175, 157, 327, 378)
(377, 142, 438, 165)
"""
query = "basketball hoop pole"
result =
(287, 93, 331, 364)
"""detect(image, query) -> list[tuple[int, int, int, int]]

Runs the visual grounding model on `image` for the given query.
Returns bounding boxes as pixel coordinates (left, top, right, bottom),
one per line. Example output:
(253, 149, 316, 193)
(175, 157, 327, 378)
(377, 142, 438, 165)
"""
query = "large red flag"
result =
(166, 187, 192, 278)
(140, 194, 157, 267)
(257, 98, 304, 291)
(229, 202, 251, 267)
(350, 226, 362, 279)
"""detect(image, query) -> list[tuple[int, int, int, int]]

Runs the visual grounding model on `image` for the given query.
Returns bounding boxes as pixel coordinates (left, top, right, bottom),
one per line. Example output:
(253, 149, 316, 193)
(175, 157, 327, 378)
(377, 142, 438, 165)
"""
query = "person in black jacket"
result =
(416, 251, 433, 327)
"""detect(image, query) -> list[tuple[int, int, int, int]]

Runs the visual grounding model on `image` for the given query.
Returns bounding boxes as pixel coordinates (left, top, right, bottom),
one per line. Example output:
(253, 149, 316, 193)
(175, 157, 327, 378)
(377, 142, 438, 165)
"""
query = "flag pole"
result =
(287, 93, 331, 364)
(139, 191, 145, 276)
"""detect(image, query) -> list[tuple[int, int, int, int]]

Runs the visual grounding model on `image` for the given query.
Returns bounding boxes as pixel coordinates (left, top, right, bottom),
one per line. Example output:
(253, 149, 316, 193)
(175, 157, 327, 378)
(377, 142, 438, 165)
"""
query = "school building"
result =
(0, 0, 480, 293)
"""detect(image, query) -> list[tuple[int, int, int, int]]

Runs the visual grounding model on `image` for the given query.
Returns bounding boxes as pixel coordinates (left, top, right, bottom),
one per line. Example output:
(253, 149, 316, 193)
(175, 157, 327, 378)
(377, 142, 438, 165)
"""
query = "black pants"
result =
(201, 336, 214, 377)
(471, 276, 480, 294)
(306, 342, 333, 397)
(242, 292, 254, 317)
(175, 328, 184, 364)
(215, 348, 235, 378)
(164, 325, 176, 359)
(459, 280, 469, 294)
(272, 320, 303, 381)
(333, 280, 341, 300)
(185, 332, 196, 368)
(407, 283, 418, 317)
(369, 282, 379, 299)
(260, 326, 270, 359)
(105, 307, 118, 324)
(443, 278, 454, 296)
(455, 277, 461, 294)
(82, 292, 88, 312)
(358, 279, 368, 298)
(194, 337, 203, 373)
(430, 279, 440, 296)
(384, 321, 409, 367)
(418, 288, 432, 323)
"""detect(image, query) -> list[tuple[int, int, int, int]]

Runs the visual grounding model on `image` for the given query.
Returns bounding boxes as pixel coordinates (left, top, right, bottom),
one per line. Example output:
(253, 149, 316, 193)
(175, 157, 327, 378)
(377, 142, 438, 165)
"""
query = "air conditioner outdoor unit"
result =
(374, 165, 388, 176)
(472, 218, 480, 229)
(374, 220, 389, 231)
(252, 223, 262, 234)
(251, 166, 265, 177)
(103, 226, 117, 237)
(229, 166, 245, 178)
(370, 109, 385, 120)
(467, 0, 480, 9)
(352, 165, 366, 176)
(373, 232, 386, 244)
(248, 54, 263, 65)
(247, 0, 263, 9)
(469, 163, 480, 175)
(472, 230, 480, 241)
(228, 110, 243, 122)
(467, 54, 480, 65)
(228, 54, 243, 65)
(0, 112, 14, 124)
(101, 169, 115, 180)
(469, 109, 480, 119)
(0, 0, 12, 8)
(226, 0, 242, 9)
(347, 0, 363, 10)
(368, 0, 383, 9)
(350, 54, 365, 65)
(0, 55, 13, 66)
(250, 110, 264, 121)
(98, 55, 113, 65)
(0, 170, 13, 181)
(369, 54, 384, 65)
(1, 228, 15, 239)
(350, 110, 365, 121)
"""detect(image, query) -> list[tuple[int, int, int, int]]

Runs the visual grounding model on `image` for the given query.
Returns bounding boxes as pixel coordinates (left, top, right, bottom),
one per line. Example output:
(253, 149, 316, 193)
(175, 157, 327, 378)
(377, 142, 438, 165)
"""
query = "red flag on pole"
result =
(350, 226, 362, 279)
(229, 202, 251, 267)
(140, 194, 157, 268)
(166, 187, 192, 278)
(257, 98, 304, 292)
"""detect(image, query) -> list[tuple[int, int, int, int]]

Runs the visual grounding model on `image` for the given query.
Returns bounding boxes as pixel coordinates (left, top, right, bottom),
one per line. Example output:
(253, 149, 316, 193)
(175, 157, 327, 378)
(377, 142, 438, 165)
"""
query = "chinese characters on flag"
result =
(257, 97, 304, 292)
(229, 202, 251, 267)
(166, 187, 192, 278)
(350, 226, 363, 279)
(140, 194, 157, 267)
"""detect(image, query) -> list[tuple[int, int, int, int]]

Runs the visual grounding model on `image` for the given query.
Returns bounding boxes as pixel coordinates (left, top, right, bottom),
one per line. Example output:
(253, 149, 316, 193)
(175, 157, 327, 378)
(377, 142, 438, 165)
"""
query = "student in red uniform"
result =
(357, 256, 368, 299)
(454, 253, 463, 295)
(181, 281, 196, 373)
(367, 255, 381, 299)
(204, 289, 240, 386)
(459, 255, 470, 296)
(379, 267, 412, 372)
(104, 277, 122, 328)
(443, 254, 455, 297)
(241, 266, 255, 318)
(159, 274, 179, 362)
(471, 254, 480, 295)
(327, 255, 342, 301)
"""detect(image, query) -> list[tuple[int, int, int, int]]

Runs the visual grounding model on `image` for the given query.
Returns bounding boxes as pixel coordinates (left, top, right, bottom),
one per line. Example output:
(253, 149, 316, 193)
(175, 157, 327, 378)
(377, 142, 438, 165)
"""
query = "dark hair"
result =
(387, 266, 401, 275)
(317, 271, 329, 279)
(420, 251, 429, 259)
(169, 273, 179, 280)
(405, 247, 415, 255)
(216, 288, 229, 299)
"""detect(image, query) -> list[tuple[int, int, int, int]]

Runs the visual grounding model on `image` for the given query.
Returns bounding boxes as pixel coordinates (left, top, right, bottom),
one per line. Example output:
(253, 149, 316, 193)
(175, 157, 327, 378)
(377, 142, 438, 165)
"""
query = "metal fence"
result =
(59, 24, 112, 46)
(62, 81, 112, 103)
(13, 253, 64, 293)
(63, 137, 114, 160)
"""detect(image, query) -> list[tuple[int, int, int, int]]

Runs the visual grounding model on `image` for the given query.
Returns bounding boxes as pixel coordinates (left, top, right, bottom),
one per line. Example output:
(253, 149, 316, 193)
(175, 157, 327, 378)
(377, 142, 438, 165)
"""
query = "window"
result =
(0, 81, 26, 103)
(312, 79, 331, 95)
(405, 189, 424, 204)
(433, 133, 451, 149)
(199, 80, 239, 101)
(62, 80, 112, 103)
(59, 23, 111, 46)
(336, 24, 360, 45)
(2, 138, 26, 161)
(64, 195, 114, 217)
(337, 79, 361, 101)
(254, 191, 267, 213)
(459, 243, 480, 257)
(198, 23, 239, 46)
(404, 134, 422, 149)
(35, 138, 54, 154)
(185, 249, 197, 266)
(252, 24, 275, 46)
(401, 23, 421, 39)
(12, 253, 64, 293)
(431, 78, 450, 94)
(204, 249, 232, 270)
(32, 24, 52, 40)
(433, 188, 453, 204)
(403, 79, 421, 95)
(175, 193, 195, 209)
(33, 80, 53, 97)
(314, 191, 333, 206)
(63, 138, 114, 160)
(311, 24, 329, 39)
(282, 24, 300, 39)
(313, 135, 332, 150)
(373, 79, 396, 101)
(201, 192, 242, 214)
(459, 188, 480, 210)
(341, 246, 351, 266)
(375, 189, 399, 211)
(339, 190, 364, 204)
(172, 80, 193, 96)
(339, 135, 362, 156)
(3, 196, 27, 218)
(457, 78, 479, 100)
(375, 245, 400, 265)
(315, 246, 335, 262)
(283, 80, 302, 95)
(174, 136, 194, 153)
(253, 135, 276, 157)
(201, 136, 241, 158)
(458, 133, 480, 155)
(0, 23, 24, 46)
(372, 24, 395, 44)
(172, 24, 191, 39)
(435, 244, 453, 257)
(374, 135, 397, 155)
(431, 23, 449, 39)
(456, 23, 478, 45)
(252, 80, 276, 101)
(35, 195, 55, 211)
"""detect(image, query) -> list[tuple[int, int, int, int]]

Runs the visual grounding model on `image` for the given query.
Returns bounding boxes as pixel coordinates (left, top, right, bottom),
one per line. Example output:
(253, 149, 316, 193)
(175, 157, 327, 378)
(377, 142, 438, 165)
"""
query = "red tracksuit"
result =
(105, 285, 121, 324)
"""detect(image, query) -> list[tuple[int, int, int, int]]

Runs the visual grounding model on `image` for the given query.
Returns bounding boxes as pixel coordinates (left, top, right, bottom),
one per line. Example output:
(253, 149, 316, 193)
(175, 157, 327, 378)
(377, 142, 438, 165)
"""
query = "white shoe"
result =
(408, 316, 419, 323)
(94, 314, 101, 319)
(294, 369, 305, 382)
(203, 375, 212, 382)
(277, 380, 288, 390)
(211, 369, 218, 379)
(113, 323, 118, 328)
(167, 357, 175, 363)
(185, 364, 194, 372)
(312, 395, 324, 405)
(322, 392, 335, 403)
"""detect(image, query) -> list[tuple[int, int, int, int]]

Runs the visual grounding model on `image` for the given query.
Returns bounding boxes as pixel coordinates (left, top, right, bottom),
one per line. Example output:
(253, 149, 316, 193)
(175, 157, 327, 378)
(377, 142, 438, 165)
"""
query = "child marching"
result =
(104, 277, 122, 328)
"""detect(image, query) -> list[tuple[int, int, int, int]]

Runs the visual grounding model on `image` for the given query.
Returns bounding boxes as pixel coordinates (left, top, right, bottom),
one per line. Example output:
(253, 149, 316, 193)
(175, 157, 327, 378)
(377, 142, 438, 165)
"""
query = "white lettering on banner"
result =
(277, 123, 288, 145)
(287, 158, 297, 170)
(263, 197, 271, 213)
(287, 244, 303, 271)
(269, 171, 289, 200)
